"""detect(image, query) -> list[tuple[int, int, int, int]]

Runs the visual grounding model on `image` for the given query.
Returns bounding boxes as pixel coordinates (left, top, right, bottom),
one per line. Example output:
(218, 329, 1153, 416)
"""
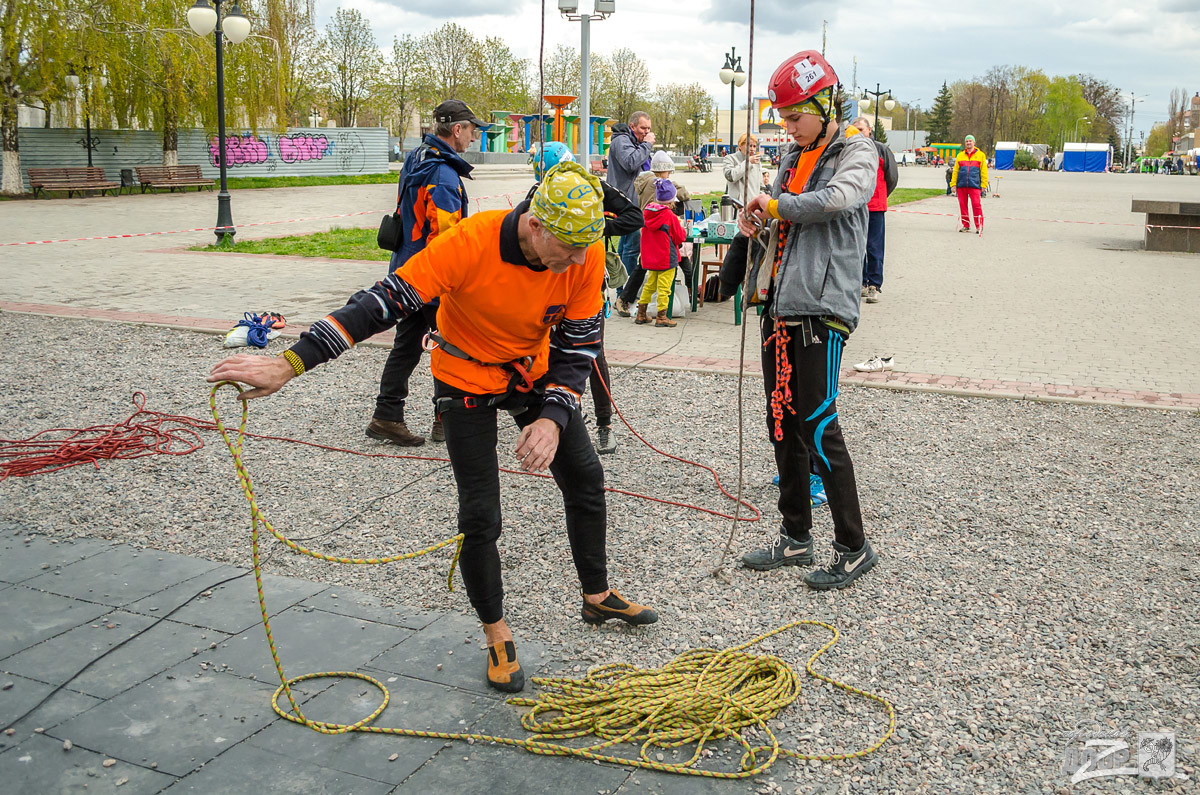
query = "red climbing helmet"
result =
(767, 51, 839, 112)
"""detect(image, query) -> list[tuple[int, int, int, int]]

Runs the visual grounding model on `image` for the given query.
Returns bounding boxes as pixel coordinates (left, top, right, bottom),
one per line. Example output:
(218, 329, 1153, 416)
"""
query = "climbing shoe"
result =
(804, 539, 878, 591)
(581, 590, 658, 626)
(366, 418, 426, 447)
(429, 418, 445, 443)
(810, 474, 828, 507)
(741, 530, 814, 570)
(595, 425, 616, 455)
(486, 640, 524, 693)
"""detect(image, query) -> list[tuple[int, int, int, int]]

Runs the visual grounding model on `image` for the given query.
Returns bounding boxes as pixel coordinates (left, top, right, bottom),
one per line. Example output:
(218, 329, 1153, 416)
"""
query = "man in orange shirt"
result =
(209, 162, 658, 694)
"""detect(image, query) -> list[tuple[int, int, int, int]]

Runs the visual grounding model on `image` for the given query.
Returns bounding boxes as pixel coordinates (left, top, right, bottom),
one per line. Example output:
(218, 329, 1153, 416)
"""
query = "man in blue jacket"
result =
(368, 99, 488, 447)
(606, 111, 654, 312)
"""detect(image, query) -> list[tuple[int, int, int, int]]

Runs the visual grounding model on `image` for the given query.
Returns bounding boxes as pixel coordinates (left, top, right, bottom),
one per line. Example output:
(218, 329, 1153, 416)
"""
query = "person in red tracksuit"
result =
(951, 135, 988, 234)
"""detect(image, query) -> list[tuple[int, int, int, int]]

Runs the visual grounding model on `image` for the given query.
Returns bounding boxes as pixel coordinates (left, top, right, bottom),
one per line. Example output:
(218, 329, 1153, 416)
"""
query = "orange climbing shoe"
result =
(486, 640, 524, 693)
(581, 590, 659, 626)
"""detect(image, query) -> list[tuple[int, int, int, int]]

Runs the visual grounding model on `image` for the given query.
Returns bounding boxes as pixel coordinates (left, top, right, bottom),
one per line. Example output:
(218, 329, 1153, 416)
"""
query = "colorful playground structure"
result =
(478, 95, 612, 156)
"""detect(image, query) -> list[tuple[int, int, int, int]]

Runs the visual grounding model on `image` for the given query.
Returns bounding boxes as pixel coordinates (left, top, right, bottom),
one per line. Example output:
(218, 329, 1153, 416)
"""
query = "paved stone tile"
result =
(19, 546, 224, 607)
(367, 612, 546, 696)
(247, 675, 493, 786)
(0, 673, 103, 756)
(206, 604, 412, 684)
(126, 565, 329, 635)
(0, 586, 111, 660)
(615, 769, 759, 793)
(396, 695, 630, 794)
(0, 732, 174, 794)
(0, 531, 114, 584)
(2, 610, 230, 699)
(50, 662, 280, 777)
(160, 741, 393, 794)
(297, 588, 442, 632)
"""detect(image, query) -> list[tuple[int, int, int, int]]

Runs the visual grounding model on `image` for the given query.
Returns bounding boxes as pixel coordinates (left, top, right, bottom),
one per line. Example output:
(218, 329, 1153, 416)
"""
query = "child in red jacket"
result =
(636, 179, 686, 328)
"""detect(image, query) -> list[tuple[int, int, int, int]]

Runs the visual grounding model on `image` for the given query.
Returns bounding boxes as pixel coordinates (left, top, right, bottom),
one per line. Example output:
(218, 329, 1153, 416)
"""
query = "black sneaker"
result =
(595, 425, 616, 455)
(804, 539, 878, 590)
(741, 531, 814, 571)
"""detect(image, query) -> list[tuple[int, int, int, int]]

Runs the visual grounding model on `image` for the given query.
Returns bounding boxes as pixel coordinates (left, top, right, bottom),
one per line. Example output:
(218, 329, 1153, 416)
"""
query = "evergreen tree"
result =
(873, 117, 888, 143)
(928, 81, 953, 144)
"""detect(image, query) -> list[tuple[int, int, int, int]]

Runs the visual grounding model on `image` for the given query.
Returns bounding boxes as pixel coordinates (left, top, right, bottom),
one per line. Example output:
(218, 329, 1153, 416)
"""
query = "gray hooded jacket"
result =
(767, 125, 877, 332)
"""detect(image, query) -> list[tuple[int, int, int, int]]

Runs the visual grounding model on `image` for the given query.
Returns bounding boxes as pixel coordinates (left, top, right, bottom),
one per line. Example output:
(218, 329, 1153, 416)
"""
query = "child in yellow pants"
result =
(636, 179, 686, 328)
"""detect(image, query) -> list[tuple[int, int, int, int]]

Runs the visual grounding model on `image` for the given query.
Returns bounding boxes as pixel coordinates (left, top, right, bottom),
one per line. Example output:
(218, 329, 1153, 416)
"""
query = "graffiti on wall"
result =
(207, 130, 368, 172)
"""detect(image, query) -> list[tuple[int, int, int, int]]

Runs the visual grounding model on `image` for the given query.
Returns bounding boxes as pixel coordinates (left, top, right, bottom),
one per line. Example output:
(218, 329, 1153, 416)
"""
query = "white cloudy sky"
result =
(315, 0, 1200, 139)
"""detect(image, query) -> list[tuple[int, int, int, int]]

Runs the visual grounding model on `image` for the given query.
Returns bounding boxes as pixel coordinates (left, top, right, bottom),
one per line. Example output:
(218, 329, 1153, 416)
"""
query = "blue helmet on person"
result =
(529, 141, 575, 181)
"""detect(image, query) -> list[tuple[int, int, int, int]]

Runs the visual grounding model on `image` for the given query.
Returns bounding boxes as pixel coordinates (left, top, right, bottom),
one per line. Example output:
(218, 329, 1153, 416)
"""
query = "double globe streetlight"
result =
(685, 114, 706, 156)
(186, 0, 251, 243)
(858, 84, 894, 136)
(718, 48, 747, 155)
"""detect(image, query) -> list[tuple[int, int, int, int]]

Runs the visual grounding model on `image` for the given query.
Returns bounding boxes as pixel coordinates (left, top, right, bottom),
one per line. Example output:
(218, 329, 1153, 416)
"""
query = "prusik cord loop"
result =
(209, 381, 895, 778)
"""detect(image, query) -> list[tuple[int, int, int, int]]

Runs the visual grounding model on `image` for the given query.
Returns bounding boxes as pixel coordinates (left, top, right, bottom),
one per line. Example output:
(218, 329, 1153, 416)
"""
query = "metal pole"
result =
(84, 85, 93, 168)
(579, 14, 590, 165)
(213, 0, 235, 242)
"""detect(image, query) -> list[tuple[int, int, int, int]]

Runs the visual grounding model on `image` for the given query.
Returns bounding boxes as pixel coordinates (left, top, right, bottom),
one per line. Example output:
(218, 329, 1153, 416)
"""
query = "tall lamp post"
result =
(186, 0, 252, 243)
(1125, 93, 1146, 167)
(685, 114, 706, 155)
(66, 63, 106, 167)
(558, 1, 614, 167)
(718, 48, 746, 155)
(858, 83, 894, 136)
(903, 98, 921, 152)
(1073, 116, 1090, 143)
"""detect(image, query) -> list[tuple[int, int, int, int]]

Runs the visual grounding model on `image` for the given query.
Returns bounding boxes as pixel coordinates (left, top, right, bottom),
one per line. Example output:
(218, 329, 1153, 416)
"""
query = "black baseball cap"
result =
(433, 99, 491, 129)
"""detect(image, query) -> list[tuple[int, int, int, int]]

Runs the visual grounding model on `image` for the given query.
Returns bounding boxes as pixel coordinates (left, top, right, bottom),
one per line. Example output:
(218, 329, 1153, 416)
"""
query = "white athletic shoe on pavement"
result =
(853, 355, 894, 373)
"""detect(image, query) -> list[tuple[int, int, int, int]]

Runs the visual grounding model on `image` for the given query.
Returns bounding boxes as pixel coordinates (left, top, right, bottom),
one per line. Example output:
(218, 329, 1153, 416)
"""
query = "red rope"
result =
(764, 222, 795, 442)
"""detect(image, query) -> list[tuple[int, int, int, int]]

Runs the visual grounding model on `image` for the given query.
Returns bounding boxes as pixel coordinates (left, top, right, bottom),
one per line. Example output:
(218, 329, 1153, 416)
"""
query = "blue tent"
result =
(994, 142, 1020, 170)
(1062, 143, 1112, 173)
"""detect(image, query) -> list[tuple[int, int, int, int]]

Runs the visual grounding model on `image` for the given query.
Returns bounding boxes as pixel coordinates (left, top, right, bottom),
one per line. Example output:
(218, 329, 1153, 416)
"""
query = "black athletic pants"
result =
(374, 304, 438, 423)
(435, 379, 609, 624)
(588, 317, 612, 427)
(761, 317, 865, 550)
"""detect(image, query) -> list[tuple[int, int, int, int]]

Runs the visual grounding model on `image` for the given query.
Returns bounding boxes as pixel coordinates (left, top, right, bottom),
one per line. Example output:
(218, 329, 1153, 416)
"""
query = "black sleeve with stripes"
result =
(288, 273, 426, 372)
(541, 312, 603, 429)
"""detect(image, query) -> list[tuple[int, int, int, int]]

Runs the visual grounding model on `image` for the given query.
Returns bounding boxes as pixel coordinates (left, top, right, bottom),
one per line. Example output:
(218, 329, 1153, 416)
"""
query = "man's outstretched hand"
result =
(514, 418, 561, 473)
(208, 354, 296, 400)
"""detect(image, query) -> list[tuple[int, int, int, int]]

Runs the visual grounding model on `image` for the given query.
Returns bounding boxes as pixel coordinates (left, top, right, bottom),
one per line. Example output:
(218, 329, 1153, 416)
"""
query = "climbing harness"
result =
(423, 331, 537, 415)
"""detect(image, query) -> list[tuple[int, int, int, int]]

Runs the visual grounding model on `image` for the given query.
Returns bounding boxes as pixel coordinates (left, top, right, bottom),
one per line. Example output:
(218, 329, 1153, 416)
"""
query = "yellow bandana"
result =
(530, 161, 605, 247)
(783, 86, 834, 118)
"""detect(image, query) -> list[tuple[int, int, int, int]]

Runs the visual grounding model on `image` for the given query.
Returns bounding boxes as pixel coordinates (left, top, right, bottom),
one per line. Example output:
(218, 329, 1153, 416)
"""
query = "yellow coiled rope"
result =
(210, 382, 895, 778)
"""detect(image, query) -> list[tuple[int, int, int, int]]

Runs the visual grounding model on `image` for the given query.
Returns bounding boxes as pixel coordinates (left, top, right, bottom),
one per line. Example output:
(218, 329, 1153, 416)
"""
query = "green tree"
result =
(873, 117, 888, 144)
(927, 81, 953, 144)
(1144, 123, 1170, 157)
(381, 34, 430, 146)
(421, 22, 475, 106)
(266, 0, 323, 127)
(321, 7, 380, 127)
(469, 36, 528, 115)
(1038, 76, 1095, 151)
(604, 47, 649, 124)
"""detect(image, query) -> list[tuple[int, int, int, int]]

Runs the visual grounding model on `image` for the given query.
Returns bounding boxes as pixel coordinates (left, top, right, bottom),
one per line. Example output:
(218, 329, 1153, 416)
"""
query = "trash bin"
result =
(120, 168, 135, 194)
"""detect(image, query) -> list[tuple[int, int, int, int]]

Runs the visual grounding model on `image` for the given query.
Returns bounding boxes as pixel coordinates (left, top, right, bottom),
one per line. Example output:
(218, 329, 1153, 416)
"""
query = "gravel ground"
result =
(1, 312, 1197, 794)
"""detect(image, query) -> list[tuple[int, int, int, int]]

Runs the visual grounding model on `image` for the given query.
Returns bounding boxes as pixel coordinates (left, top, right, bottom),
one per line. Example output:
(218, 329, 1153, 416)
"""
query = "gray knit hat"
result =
(650, 150, 675, 173)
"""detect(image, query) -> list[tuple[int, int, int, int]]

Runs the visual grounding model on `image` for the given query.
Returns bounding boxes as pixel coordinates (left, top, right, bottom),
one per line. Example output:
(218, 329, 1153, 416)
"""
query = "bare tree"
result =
(384, 34, 429, 148)
(267, 0, 323, 126)
(543, 43, 579, 98)
(422, 22, 475, 104)
(1167, 87, 1188, 144)
(322, 7, 380, 127)
(606, 47, 649, 124)
(1076, 73, 1125, 146)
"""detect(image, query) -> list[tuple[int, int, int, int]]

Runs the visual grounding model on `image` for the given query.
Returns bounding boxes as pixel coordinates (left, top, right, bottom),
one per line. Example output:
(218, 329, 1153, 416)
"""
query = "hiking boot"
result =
(654, 310, 677, 328)
(741, 531, 814, 570)
(581, 590, 658, 626)
(634, 304, 650, 324)
(595, 425, 616, 455)
(366, 418, 426, 446)
(804, 539, 878, 590)
(810, 473, 828, 507)
(615, 298, 632, 317)
(429, 418, 445, 443)
(486, 639, 524, 693)
(853, 355, 894, 373)
(864, 285, 881, 303)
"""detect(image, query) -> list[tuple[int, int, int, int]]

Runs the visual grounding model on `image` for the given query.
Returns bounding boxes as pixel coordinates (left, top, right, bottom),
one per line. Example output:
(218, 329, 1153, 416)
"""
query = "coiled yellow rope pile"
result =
(210, 382, 895, 778)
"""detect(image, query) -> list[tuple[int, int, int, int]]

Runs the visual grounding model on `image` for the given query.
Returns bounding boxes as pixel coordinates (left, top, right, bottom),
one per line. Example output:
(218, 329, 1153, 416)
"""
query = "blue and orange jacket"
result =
(951, 148, 988, 190)
(391, 134, 474, 271)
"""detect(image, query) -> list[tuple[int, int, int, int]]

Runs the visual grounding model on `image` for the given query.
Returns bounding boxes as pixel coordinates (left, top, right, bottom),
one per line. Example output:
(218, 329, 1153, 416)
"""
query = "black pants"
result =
(435, 380, 609, 624)
(374, 304, 438, 423)
(719, 234, 751, 299)
(761, 317, 865, 549)
(620, 258, 694, 304)
(588, 317, 612, 427)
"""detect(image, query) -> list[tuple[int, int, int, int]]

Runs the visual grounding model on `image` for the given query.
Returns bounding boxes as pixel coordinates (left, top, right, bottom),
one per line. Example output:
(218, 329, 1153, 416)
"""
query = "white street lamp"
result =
(559, 1, 614, 167)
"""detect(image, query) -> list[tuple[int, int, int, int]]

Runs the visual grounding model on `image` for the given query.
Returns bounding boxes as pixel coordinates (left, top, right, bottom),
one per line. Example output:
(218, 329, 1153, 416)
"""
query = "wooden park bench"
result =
(134, 165, 215, 194)
(1131, 198, 1200, 254)
(589, 158, 607, 177)
(27, 167, 119, 198)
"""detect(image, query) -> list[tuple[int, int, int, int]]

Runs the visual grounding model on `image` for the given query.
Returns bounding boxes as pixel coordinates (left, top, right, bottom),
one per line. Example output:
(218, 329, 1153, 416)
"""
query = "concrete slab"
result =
(49, 662, 280, 777)
(0, 532, 114, 584)
(1, 610, 230, 699)
(19, 546, 224, 607)
(247, 675, 493, 786)
(0, 673, 103, 756)
(0, 586, 111, 660)
(205, 604, 412, 684)
(159, 741, 393, 794)
(0, 732, 174, 794)
(126, 566, 329, 635)
(367, 612, 546, 696)
(297, 587, 443, 632)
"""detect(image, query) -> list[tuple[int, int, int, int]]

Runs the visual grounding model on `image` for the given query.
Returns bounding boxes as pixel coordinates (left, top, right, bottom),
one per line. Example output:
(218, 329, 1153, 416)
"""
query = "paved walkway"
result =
(1, 167, 1197, 409)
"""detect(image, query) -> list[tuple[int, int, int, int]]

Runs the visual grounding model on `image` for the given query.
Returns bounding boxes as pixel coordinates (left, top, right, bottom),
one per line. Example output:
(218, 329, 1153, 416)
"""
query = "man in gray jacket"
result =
(738, 50, 879, 590)
(606, 111, 654, 276)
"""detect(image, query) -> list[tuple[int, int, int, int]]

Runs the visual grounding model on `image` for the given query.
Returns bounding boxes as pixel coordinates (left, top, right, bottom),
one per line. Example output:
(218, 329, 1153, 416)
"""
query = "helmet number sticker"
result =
(794, 58, 826, 92)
